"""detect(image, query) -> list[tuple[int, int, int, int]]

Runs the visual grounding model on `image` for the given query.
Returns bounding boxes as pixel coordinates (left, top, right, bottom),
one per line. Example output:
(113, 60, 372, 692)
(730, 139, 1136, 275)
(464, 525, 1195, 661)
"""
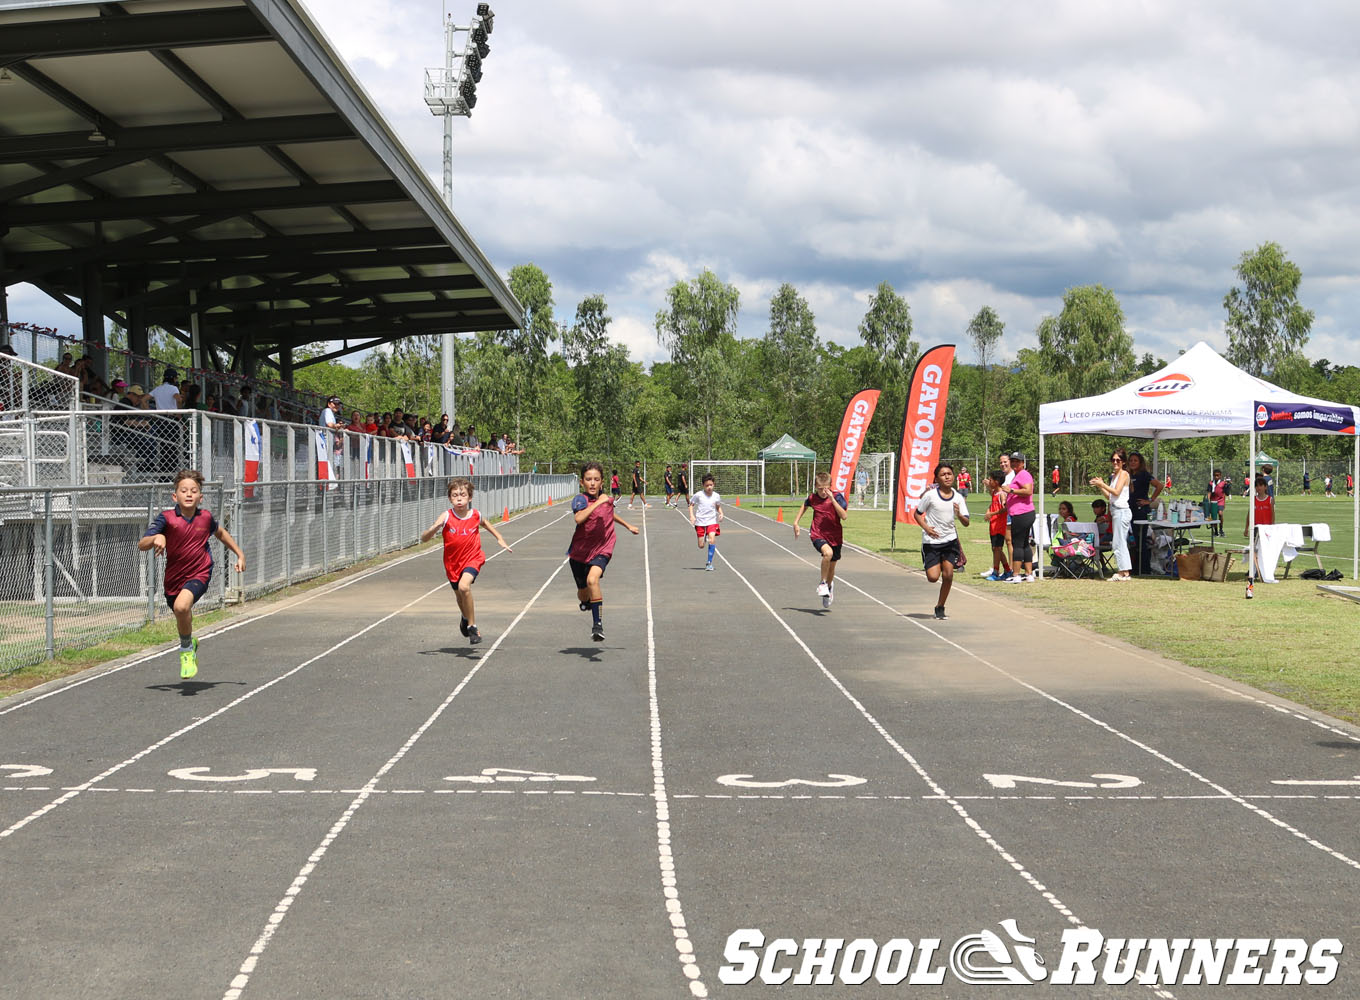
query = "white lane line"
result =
(0, 504, 566, 717)
(642, 507, 709, 997)
(221, 557, 568, 1000)
(835, 524, 1360, 747)
(713, 546, 1179, 1000)
(11, 785, 1355, 802)
(0, 513, 570, 843)
(725, 510, 1360, 874)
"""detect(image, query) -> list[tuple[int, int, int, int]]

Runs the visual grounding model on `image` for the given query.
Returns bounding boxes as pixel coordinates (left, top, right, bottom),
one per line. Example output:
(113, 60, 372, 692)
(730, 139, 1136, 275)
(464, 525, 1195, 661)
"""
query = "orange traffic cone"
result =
(735, 497, 742, 507)
(547, 494, 553, 506)
(776, 507, 784, 522)
(502, 505, 510, 523)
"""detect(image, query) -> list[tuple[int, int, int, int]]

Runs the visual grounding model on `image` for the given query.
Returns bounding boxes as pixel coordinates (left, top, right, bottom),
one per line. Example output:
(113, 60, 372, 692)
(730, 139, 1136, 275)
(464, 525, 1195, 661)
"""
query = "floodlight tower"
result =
(425, 3, 495, 423)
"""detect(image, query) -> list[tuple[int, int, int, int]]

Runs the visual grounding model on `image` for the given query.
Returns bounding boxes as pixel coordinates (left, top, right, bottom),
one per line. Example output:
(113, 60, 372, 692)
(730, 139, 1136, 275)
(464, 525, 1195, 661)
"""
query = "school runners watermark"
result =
(720, 922, 1341, 987)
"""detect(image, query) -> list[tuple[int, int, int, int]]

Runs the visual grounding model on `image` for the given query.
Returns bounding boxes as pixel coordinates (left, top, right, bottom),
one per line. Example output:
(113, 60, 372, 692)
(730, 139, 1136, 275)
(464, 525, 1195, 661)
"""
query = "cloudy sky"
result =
(15, 0, 1360, 368)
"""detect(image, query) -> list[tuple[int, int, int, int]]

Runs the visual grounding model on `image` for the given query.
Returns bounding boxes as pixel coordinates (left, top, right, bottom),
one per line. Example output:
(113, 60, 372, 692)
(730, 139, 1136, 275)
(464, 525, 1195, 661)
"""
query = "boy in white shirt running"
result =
(914, 462, 970, 620)
(689, 474, 723, 570)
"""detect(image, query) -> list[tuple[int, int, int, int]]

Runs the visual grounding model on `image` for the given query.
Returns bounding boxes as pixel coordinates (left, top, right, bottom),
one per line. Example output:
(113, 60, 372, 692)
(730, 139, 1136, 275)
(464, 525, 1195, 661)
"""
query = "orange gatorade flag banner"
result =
(831, 389, 881, 496)
(894, 344, 956, 524)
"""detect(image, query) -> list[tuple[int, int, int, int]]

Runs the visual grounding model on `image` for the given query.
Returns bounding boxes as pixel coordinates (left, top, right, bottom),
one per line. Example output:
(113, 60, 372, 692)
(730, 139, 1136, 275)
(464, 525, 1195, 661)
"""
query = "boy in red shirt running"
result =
(569, 462, 640, 642)
(138, 469, 245, 679)
(792, 471, 849, 609)
(421, 478, 511, 645)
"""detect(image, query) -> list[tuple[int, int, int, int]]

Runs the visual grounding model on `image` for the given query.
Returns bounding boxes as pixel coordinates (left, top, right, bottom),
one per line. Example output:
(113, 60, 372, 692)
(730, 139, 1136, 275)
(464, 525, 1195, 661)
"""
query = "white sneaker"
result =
(1024, 573, 1037, 582)
(826, 584, 835, 606)
(816, 581, 830, 597)
(821, 592, 831, 609)
(980, 570, 997, 580)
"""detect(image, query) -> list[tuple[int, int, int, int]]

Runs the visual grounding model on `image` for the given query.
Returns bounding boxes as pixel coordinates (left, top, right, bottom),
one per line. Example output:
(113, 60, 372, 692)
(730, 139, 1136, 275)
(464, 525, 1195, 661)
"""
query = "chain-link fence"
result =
(0, 471, 577, 675)
(1155, 459, 1357, 497)
(0, 351, 80, 414)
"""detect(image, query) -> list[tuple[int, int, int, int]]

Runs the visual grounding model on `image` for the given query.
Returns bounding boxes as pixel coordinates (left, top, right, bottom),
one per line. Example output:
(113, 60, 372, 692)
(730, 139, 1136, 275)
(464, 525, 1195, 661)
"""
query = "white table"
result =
(1132, 518, 1220, 575)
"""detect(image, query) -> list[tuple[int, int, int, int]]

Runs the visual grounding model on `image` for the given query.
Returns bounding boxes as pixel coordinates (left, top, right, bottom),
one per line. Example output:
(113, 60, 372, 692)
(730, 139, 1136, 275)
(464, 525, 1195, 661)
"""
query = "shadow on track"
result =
(145, 680, 249, 696)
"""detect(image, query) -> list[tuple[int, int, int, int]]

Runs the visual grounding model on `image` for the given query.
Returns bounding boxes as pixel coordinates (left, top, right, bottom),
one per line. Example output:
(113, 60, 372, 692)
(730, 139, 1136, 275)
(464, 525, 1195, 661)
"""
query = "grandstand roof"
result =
(0, 0, 523, 374)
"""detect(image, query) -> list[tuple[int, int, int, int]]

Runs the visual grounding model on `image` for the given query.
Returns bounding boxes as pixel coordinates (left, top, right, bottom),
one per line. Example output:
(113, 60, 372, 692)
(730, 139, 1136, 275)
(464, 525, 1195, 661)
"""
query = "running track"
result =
(1, 502, 1357, 998)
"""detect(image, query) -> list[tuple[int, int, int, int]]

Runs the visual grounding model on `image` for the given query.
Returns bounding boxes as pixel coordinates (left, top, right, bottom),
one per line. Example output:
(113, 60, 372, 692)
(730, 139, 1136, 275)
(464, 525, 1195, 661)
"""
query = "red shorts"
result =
(695, 524, 720, 540)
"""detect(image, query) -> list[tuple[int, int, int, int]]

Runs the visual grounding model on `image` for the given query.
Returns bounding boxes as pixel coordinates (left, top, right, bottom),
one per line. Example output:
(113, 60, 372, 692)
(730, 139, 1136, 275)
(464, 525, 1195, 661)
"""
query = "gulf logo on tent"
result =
(1256, 404, 1269, 428)
(1136, 373, 1194, 397)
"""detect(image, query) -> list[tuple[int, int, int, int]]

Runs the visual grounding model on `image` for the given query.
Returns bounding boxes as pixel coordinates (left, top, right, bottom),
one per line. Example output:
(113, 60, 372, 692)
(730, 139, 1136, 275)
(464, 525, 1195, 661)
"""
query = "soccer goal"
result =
(853, 452, 896, 508)
(687, 459, 765, 502)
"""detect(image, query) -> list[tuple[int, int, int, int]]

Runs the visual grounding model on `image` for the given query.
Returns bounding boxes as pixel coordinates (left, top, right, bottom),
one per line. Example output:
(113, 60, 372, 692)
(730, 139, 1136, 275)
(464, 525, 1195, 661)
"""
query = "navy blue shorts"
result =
(449, 566, 479, 589)
(569, 554, 610, 590)
(811, 538, 842, 562)
(165, 577, 209, 610)
(922, 540, 962, 570)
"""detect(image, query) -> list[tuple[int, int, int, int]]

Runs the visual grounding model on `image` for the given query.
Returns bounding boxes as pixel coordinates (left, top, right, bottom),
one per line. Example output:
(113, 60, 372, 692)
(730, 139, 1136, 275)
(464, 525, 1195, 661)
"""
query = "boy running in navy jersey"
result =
(663, 464, 676, 507)
(689, 473, 723, 569)
(138, 469, 245, 678)
(570, 462, 640, 641)
(420, 477, 512, 645)
(792, 471, 848, 609)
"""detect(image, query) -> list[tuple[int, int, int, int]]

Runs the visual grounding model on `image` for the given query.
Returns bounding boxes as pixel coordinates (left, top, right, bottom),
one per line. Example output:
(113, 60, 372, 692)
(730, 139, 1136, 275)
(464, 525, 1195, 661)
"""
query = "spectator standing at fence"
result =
(138, 469, 246, 679)
(149, 369, 180, 410)
(1126, 451, 1161, 575)
(1090, 447, 1133, 582)
(56, 352, 75, 375)
(1348, 472, 1355, 498)
(466, 425, 481, 450)
(237, 384, 256, 419)
(998, 451, 1038, 582)
(1303, 470, 1311, 495)
(1051, 465, 1061, 496)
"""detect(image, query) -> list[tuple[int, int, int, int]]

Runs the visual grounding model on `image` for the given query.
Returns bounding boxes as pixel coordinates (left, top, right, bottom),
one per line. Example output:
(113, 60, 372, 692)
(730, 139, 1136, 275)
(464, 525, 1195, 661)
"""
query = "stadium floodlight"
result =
(423, 4, 502, 421)
(465, 50, 483, 83)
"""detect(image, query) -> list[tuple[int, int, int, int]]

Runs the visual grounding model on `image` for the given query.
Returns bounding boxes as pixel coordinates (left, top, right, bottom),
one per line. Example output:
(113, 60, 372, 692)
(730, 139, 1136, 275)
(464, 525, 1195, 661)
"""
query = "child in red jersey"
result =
(421, 477, 511, 645)
(981, 471, 1012, 581)
(569, 462, 639, 642)
(1246, 474, 1274, 534)
(792, 471, 848, 609)
(138, 469, 245, 679)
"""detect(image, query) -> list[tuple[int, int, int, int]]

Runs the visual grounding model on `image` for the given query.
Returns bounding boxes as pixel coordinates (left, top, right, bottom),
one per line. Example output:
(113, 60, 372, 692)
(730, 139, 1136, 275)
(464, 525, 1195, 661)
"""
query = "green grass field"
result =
(738, 493, 1360, 726)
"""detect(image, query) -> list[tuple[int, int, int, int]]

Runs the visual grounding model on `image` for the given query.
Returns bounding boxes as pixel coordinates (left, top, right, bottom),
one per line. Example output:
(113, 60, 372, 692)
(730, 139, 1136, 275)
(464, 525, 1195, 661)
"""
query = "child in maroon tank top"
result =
(569, 461, 639, 642)
(138, 469, 245, 679)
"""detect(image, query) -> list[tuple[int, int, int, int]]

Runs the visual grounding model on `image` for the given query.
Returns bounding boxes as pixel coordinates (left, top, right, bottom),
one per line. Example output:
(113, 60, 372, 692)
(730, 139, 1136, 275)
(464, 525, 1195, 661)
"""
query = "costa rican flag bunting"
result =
(243, 420, 261, 499)
(314, 429, 337, 489)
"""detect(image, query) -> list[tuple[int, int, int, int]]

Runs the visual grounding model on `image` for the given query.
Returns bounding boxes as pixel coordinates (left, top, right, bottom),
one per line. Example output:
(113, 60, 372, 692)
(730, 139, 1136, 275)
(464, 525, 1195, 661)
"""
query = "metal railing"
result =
(0, 471, 577, 674)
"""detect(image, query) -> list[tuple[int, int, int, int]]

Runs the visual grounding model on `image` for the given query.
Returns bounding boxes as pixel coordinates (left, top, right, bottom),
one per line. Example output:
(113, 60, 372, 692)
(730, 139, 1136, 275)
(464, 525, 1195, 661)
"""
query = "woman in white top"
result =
(1089, 446, 1132, 580)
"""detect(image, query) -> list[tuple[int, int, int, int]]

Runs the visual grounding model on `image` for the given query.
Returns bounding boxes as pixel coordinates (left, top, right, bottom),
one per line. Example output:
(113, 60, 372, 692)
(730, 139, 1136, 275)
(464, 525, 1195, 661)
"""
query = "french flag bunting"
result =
(243, 420, 261, 499)
(315, 429, 337, 490)
(400, 441, 416, 479)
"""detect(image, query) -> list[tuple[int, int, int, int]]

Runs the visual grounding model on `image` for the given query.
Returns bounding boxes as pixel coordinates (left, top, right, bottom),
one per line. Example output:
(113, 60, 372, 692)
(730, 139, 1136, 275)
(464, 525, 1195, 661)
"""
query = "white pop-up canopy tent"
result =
(1037, 342, 1359, 580)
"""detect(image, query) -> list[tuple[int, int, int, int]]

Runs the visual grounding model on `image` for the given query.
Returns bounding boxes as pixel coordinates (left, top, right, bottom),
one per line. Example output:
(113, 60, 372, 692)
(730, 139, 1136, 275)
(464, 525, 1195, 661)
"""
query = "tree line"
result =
(285, 243, 1358, 483)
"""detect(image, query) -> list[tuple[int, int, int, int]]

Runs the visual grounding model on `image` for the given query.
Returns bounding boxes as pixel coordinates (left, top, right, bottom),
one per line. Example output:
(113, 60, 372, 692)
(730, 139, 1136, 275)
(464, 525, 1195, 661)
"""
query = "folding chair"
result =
(1281, 523, 1327, 579)
(1049, 521, 1105, 579)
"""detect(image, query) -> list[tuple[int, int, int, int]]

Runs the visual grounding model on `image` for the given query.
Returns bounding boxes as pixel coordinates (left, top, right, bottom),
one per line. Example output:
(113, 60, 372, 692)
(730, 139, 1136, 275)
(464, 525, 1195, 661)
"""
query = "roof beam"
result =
(0, 114, 351, 165)
(190, 273, 486, 308)
(5, 180, 405, 225)
(0, 8, 271, 62)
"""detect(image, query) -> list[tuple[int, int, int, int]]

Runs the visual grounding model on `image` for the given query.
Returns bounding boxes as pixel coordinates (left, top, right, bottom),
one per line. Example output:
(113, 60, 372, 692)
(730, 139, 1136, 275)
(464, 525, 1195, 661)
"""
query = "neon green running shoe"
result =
(180, 638, 199, 679)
